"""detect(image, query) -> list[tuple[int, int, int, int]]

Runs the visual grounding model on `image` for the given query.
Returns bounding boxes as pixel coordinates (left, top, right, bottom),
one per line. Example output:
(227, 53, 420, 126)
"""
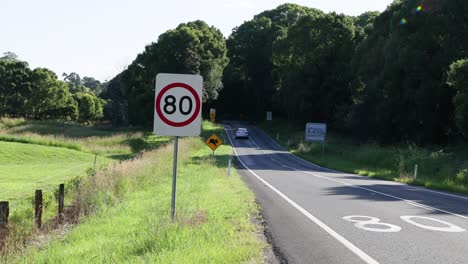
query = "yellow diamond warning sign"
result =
(205, 134, 223, 152)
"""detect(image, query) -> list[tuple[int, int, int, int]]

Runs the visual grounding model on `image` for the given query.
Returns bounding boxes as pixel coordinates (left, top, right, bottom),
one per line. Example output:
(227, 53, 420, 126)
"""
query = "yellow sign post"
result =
(209, 108, 216, 122)
(205, 134, 223, 155)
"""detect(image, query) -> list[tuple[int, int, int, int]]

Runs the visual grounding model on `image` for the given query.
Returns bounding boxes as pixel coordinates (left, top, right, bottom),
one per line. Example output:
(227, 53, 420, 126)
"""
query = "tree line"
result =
(103, 0, 468, 144)
(101, 20, 228, 127)
(2, 0, 468, 144)
(0, 52, 104, 122)
(218, 0, 468, 144)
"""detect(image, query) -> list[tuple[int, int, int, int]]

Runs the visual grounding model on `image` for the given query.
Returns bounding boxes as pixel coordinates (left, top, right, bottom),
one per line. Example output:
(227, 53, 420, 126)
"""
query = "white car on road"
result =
(235, 128, 249, 139)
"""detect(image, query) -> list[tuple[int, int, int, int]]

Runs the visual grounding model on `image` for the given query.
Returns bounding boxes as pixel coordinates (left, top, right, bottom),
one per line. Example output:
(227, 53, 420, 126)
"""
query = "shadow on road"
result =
(324, 184, 468, 217)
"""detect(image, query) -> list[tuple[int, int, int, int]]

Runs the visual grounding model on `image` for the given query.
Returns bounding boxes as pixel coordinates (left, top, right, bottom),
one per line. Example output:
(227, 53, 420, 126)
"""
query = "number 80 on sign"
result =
(154, 73, 203, 136)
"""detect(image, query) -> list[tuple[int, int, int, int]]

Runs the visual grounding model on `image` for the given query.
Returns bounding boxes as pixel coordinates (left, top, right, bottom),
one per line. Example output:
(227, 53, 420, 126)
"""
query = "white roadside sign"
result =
(305, 123, 326, 142)
(154, 73, 203, 136)
(153, 73, 203, 221)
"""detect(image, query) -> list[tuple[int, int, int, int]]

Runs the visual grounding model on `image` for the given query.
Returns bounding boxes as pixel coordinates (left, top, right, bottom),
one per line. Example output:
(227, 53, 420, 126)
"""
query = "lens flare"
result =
(400, 18, 408, 25)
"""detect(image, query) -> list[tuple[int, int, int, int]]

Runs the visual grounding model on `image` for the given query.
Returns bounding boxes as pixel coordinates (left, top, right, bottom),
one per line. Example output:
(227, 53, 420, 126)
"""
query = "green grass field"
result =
(0, 141, 108, 200)
(0, 118, 172, 256)
(0, 120, 265, 263)
(3, 122, 264, 263)
(0, 118, 171, 158)
(261, 120, 468, 194)
(0, 118, 171, 201)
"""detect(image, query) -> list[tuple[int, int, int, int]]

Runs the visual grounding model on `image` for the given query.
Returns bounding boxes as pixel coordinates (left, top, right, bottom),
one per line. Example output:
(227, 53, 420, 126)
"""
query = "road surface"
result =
(224, 122, 468, 264)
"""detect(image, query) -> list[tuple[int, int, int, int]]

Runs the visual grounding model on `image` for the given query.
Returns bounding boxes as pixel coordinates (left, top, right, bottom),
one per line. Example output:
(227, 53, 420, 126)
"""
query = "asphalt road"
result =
(223, 121, 468, 264)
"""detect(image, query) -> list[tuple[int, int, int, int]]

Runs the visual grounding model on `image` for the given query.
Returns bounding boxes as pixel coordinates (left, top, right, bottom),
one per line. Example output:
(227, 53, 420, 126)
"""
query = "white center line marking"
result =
(225, 128, 380, 264)
(255, 127, 468, 201)
(247, 132, 468, 221)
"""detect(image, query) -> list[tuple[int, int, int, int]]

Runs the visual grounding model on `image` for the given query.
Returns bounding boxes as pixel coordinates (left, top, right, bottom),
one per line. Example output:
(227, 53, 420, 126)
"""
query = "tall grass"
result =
(261, 120, 468, 194)
(0, 118, 171, 157)
(2, 126, 264, 263)
(0, 118, 172, 257)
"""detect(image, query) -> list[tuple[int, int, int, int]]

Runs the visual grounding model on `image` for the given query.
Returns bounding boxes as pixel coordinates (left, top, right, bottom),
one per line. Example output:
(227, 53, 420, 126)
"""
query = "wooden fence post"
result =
(0, 201, 9, 229)
(58, 184, 64, 223)
(76, 180, 81, 215)
(35, 190, 43, 228)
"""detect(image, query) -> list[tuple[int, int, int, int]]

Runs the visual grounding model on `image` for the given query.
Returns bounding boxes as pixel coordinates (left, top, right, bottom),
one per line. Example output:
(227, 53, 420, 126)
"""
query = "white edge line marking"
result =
(255, 127, 468, 201)
(246, 134, 468, 221)
(224, 128, 380, 264)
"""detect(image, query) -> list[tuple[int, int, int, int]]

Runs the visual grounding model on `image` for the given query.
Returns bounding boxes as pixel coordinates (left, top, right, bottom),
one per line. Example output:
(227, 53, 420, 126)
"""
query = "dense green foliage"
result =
(348, 0, 468, 143)
(273, 12, 355, 124)
(218, 1, 468, 143)
(103, 21, 228, 126)
(29, 68, 78, 120)
(3, 1, 468, 143)
(447, 59, 468, 137)
(262, 119, 468, 195)
(73, 92, 104, 121)
(0, 53, 104, 122)
(220, 4, 324, 119)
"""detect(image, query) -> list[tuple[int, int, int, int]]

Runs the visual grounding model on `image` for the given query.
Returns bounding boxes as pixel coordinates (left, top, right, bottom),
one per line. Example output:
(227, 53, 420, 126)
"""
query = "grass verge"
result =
(0, 141, 110, 200)
(0, 118, 171, 158)
(260, 120, 468, 195)
(0, 118, 172, 257)
(2, 122, 265, 263)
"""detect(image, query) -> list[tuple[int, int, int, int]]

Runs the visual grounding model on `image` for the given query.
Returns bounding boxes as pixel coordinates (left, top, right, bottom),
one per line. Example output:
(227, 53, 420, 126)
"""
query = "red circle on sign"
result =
(155, 82, 201, 127)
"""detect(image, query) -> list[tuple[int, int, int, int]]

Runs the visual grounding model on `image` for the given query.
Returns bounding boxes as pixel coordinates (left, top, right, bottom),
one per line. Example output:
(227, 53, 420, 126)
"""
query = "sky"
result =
(0, 0, 394, 82)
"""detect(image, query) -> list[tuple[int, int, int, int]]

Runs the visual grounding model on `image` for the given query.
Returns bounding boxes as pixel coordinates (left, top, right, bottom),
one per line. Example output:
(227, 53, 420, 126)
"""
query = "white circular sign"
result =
(155, 82, 201, 127)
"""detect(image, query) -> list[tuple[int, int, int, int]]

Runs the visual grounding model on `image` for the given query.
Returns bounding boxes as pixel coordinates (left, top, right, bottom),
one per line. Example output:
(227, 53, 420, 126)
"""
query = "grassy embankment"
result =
(0, 118, 172, 199)
(0, 141, 102, 200)
(1, 120, 265, 263)
(261, 120, 468, 194)
(0, 118, 170, 255)
(0, 118, 170, 159)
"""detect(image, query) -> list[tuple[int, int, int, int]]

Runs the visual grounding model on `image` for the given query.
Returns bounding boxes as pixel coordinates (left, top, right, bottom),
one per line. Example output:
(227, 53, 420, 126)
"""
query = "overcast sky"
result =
(0, 0, 394, 81)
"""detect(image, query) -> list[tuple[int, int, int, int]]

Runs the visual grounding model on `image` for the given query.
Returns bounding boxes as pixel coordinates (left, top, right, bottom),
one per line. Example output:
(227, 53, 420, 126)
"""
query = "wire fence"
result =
(0, 156, 101, 201)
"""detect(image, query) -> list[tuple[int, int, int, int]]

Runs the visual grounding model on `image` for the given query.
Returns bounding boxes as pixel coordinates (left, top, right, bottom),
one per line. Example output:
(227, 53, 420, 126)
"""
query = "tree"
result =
(0, 60, 32, 117)
(63, 72, 86, 93)
(29, 68, 78, 120)
(74, 93, 96, 121)
(105, 20, 228, 126)
(100, 74, 128, 126)
(447, 59, 468, 138)
(155, 20, 229, 102)
(0, 51, 19, 62)
(273, 13, 355, 126)
(82, 76, 103, 94)
(348, 0, 468, 143)
(219, 4, 324, 120)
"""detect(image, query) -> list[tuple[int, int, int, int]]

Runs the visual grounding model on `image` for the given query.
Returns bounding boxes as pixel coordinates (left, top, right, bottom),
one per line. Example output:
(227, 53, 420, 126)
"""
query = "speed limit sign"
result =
(154, 73, 203, 136)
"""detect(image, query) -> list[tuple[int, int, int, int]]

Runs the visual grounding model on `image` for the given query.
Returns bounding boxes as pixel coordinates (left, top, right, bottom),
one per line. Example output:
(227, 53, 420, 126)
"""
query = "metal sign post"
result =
(154, 73, 203, 221)
(171, 136, 179, 220)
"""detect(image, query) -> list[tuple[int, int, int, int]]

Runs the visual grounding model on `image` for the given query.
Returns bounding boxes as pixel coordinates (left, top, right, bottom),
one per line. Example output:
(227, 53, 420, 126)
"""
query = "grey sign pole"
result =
(171, 136, 179, 221)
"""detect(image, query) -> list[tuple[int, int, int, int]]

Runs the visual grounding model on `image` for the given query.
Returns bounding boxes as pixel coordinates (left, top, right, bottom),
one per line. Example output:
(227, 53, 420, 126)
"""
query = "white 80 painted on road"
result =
(343, 215, 466, 233)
